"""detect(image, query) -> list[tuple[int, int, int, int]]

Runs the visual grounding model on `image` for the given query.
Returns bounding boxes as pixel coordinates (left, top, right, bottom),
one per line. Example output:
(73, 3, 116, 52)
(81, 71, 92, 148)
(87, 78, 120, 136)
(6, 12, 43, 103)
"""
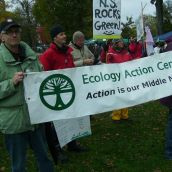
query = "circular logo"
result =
(39, 74, 75, 110)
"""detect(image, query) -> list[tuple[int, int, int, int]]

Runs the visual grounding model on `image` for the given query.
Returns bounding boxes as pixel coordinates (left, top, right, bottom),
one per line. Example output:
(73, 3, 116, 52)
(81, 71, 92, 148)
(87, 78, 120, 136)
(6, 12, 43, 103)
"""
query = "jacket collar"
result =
(50, 42, 71, 54)
(1, 41, 36, 64)
(70, 41, 83, 50)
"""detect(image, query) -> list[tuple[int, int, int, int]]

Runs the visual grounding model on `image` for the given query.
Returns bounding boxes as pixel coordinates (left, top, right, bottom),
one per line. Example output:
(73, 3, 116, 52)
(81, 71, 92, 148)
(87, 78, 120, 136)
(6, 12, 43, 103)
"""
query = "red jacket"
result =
(128, 42, 143, 59)
(100, 48, 107, 63)
(106, 47, 132, 63)
(40, 43, 74, 71)
(100, 43, 112, 63)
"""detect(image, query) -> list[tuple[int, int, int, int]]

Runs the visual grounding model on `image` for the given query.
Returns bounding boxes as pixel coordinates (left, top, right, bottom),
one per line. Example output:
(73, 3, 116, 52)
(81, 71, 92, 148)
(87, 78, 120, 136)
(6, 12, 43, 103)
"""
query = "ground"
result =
(0, 101, 172, 172)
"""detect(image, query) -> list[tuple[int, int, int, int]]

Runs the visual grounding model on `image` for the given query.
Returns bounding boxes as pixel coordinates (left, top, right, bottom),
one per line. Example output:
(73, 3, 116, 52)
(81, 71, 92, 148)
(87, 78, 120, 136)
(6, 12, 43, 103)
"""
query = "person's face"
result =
(117, 41, 124, 48)
(130, 37, 136, 42)
(1, 26, 21, 47)
(54, 32, 67, 46)
(76, 36, 85, 47)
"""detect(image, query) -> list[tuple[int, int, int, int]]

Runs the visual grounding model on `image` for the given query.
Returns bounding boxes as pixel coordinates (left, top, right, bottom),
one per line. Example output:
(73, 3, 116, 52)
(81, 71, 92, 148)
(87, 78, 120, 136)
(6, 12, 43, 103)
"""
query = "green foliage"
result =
(0, 0, 15, 22)
(33, 0, 92, 42)
(121, 17, 136, 39)
(150, 0, 172, 34)
(7, 0, 37, 47)
(1, 101, 172, 171)
(121, 1, 172, 39)
(163, 1, 172, 33)
(4, 0, 172, 48)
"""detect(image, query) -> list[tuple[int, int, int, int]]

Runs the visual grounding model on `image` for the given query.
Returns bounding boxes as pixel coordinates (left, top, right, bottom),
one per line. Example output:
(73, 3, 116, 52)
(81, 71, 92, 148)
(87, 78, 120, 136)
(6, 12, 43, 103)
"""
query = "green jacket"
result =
(0, 42, 42, 134)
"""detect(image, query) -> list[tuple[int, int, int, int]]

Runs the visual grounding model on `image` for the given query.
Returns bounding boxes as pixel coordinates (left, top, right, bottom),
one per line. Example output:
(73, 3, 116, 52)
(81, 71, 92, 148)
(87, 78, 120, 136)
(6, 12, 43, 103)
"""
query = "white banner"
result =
(24, 51, 172, 124)
(93, 0, 121, 39)
(53, 116, 91, 148)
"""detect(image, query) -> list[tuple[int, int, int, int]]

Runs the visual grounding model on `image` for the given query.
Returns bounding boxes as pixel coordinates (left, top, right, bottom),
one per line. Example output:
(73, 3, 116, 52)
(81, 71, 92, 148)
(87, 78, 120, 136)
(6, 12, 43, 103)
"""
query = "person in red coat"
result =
(40, 24, 86, 164)
(107, 39, 132, 63)
(100, 39, 112, 63)
(128, 37, 143, 59)
(107, 39, 132, 121)
(40, 29, 74, 70)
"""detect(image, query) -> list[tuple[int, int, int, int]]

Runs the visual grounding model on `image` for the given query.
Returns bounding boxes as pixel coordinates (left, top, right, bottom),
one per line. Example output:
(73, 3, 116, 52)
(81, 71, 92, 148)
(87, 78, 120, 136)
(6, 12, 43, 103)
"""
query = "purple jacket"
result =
(160, 96, 172, 108)
(160, 43, 172, 108)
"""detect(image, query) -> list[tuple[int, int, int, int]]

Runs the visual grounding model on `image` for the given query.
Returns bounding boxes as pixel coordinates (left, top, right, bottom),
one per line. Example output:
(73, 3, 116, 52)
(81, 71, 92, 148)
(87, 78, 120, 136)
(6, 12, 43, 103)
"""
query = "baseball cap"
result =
(0, 19, 21, 33)
(50, 24, 64, 39)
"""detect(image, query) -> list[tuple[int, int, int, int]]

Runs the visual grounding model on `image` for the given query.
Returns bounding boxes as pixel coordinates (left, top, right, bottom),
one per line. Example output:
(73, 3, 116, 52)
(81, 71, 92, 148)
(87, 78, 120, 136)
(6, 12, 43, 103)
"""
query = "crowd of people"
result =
(0, 18, 172, 172)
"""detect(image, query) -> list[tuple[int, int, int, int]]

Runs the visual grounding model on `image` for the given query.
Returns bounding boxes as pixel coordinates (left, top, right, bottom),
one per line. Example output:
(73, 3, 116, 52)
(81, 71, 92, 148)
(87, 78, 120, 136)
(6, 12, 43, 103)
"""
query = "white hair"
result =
(72, 31, 84, 44)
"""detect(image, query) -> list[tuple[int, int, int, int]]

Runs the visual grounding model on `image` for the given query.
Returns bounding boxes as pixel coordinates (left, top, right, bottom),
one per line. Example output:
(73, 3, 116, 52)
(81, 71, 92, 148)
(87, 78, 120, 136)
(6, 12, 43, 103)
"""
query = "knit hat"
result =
(0, 19, 20, 33)
(50, 24, 64, 39)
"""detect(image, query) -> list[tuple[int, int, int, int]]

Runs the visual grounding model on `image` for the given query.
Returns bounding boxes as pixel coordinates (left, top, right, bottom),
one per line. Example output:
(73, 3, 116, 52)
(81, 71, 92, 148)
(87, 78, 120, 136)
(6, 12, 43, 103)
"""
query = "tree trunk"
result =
(155, 0, 163, 35)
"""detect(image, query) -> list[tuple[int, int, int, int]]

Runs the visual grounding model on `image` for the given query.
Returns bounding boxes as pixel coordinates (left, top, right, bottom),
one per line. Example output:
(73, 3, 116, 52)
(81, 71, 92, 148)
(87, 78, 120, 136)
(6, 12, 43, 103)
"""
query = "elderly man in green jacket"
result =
(0, 19, 54, 172)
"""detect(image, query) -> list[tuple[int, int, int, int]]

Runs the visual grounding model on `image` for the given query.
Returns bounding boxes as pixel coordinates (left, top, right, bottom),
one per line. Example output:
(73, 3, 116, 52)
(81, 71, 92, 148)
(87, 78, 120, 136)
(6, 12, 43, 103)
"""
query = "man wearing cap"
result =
(0, 19, 54, 172)
(40, 24, 87, 164)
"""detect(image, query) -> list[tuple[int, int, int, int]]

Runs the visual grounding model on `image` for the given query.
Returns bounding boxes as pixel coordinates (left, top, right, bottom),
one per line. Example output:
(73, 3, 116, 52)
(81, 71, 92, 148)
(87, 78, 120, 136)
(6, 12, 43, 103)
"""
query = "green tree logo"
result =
(39, 74, 75, 110)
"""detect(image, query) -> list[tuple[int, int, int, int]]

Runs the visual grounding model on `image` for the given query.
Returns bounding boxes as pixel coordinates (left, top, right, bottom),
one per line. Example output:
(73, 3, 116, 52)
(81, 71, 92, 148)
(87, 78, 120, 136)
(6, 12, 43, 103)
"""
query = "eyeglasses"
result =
(2, 28, 21, 35)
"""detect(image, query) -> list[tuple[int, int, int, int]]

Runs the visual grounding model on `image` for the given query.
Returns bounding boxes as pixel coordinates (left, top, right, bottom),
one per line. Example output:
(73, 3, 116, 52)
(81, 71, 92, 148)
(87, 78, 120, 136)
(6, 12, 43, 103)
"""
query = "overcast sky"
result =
(121, 0, 156, 22)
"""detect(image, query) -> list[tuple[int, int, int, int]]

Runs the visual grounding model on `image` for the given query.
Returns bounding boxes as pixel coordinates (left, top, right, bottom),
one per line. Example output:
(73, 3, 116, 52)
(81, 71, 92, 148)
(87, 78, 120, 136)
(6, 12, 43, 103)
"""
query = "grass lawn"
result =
(1, 101, 172, 172)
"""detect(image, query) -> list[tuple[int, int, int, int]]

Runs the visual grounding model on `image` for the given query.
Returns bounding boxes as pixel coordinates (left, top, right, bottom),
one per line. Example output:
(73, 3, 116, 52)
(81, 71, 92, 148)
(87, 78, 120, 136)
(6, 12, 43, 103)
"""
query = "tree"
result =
(150, 0, 164, 34)
(150, 0, 172, 35)
(33, 0, 92, 42)
(0, 0, 5, 10)
(40, 74, 75, 110)
(8, 0, 37, 47)
(121, 17, 136, 39)
(0, 0, 14, 22)
(163, 0, 172, 33)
